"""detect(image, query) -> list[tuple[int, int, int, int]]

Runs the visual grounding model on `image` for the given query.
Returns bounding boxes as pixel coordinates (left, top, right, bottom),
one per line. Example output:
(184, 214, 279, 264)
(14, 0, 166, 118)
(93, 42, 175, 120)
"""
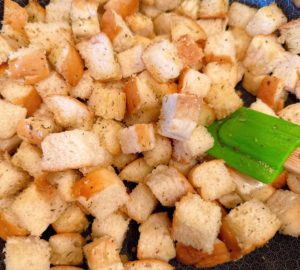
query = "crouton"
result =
(153, 12, 176, 35)
(126, 13, 154, 38)
(124, 259, 174, 270)
(83, 236, 124, 270)
(77, 33, 121, 81)
(35, 71, 70, 100)
(198, 0, 229, 19)
(146, 165, 194, 207)
(119, 158, 153, 183)
(169, 158, 198, 177)
(0, 24, 29, 50)
(242, 71, 265, 96)
(197, 18, 228, 36)
(287, 173, 300, 194)
(25, 0, 46, 23)
(119, 124, 156, 154)
(42, 130, 112, 171)
(250, 99, 277, 117)
(158, 93, 200, 140)
(7, 47, 50, 85)
(204, 31, 236, 64)
(25, 22, 73, 52)
(279, 19, 300, 55)
(70, 0, 100, 42)
(0, 100, 27, 140)
(246, 3, 287, 36)
(46, 0, 72, 23)
(51, 267, 83, 270)
(173, 193, 222, 253)
(125, 183, 157, 223)
(189, 160, 235, 201)
(138, 212, 175, 261)
(218, 192, 243, 209)
(222, 199, 281, 255)
(178, 68, 210, 98)
(92, 211, 130, 249)
(142, 39, 183, 83)
(11, 177, 68, 236)
(256, 75, 286, 112)
(177, 0, 199, 20)
(104, 0, 139, 18)
(0, 81, 42, 116)
(0, 36, 12, 65)
(73, 168, 129, 220)
(113, 153, 138, 170)
(4, 0, 28, 31)
(12, 142, 42, 178)
(228, 2, 257, 29)
(205, 83, 243, 120)
(17, 116, 60, 145)
(151, 0, 181, 12)
(197, 102, 216, 127)
(70, 71, 94, 100)
(140, 3, 162, 19)
(230, 27, 252, 61)
(267, 190, 300, 237)
(5, 236, 50, 270)
(243, 35, 285, 76)
(0, 135, 22, 153)
(278, 103, 300, 125)
(49, 233, 85, 266)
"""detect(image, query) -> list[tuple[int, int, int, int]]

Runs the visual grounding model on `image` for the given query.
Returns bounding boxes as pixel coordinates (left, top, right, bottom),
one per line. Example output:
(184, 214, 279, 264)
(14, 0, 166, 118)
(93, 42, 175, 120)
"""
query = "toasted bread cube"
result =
(119, 124, 156, 154)
(222, 199, 280, 254)
(242, 71, 265, 96)
(287, 173, 300, 194)
(197, 18, 227, 36)
(151, 0, 181, 12)
(197, 102, 216, 127)
(153, 12, 177, 35)
(70, 0, 100, 42)
(173, 193, 222, 253)
(125, 259, 173, 270)
(51, 267, 83, 270)
(1, 25, 29, 51)
(0, 36, 12, 65)
(46, 0, 72, 23)
(146, 165, 194, 207)
(25, 0, 46, 23)
(189, 160, 235, 201)
(49, 233, 85, 266)
(250, 99, 277, 117)
(73, 168, 129, 220)
(12, 142, 42, 178)
(218, 192, 243, 209)
(0, 100, 27, 140)
(113, 153, 138, 170)
(198, 0, 228, 19)
(84, 236, 124, 270)
(104, 0, 139, 18)
(126, 13, 154, 38)
(158, 93, 200, 141)
(173, 126, 214, 163)
(178, 68, 210, 98)
(0, 159, 30, 198)
(25, 22, 73, 52)
(125, 183, 157, 223)
(278, 103, 300, 125)
(230, 27, 252, 61)
(0, 135, 22, 154)
(267, 190, 300, 237)
(141, 3, 162, 19)
(205, 83, 243, 120)
(77, 33, 121, 81)
(228, 2, 257, 29)
(246, 3, 287, 36)
(11, 178, 68, 236)
(204, 31, 236, 64)
(45, 95, 93, 131)
(177, 0, 199, 20)
(92, 211, 130, 249)
(138, 212, 175, 261)
(3, 0, 28, 31)
(142, 39, 183, 83)
(279, 19, 300, 55)
(70, 71, 94, 100)
(169, 158, 198, 177)
(5, 236, 50, 270)
(243, 35, 285, 76)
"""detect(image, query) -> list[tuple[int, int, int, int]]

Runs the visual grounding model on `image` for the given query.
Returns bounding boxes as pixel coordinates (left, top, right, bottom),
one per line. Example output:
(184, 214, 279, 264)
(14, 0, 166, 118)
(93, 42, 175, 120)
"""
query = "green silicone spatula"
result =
(207, 107, 300, 184)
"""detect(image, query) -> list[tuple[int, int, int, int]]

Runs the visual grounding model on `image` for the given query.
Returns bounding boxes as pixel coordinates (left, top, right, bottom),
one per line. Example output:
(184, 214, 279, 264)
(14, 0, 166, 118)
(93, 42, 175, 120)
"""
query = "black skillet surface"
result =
(0, 0, 300, 269)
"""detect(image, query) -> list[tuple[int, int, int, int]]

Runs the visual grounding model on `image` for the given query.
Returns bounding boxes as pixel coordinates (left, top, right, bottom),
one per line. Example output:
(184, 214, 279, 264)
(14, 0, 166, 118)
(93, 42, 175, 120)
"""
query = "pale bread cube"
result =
(70, 71, 94, 100)
(126, 12, 154, 38)
(25, 0, 46, 23)
(141, 3, 162, 19)
(278, 103, 300, 125)
(152, 0, 181, 12)
(173, 193, 222, 254)
(138, 212, 175, 261)
(250, 99, 277, 117)
(0, 135, 22, 154)
(46, 0, 72, 22)
(218, 192, 243, 209)
(287, 173, 300, 194)
(197, 102, 216, 127)
(124, 259, 174, 270)
(198, 0, 229, 19)
(0, 24, 29, 50)
(197, 18, 228, 36)
(146, 165, 195, 207)
(104, 0, 139, 18)
(228, 2, 257, 29)
(230, 27, 252, 61)
(279, 19, 300, 55)
(177, 0, 199, 20)
(169, 158, 198, 177)
(5, 236, 50, 270)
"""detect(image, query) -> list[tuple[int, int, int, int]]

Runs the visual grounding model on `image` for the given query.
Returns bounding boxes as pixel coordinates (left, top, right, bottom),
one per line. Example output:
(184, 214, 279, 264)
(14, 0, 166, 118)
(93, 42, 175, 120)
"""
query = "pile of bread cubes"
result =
(0, 0, 300, 269)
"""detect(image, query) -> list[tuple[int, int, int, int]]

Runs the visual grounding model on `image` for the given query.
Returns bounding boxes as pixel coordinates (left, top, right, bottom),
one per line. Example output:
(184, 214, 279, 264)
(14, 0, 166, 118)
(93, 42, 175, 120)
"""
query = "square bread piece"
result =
(124, 259, 174, 270)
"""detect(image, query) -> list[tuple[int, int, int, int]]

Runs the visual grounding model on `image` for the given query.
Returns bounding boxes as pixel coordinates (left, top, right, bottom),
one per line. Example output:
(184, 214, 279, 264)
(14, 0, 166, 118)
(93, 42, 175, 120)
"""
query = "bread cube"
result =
(113, 153, 138, 170)
(126, 13, 154, 38)
(169, 158, 198, 177)
(25, 0, 46, 23)
(46, 0, 72, 23)
(198, 0, 228, 19)
(151, 0, 181, 12)
(221, 199, 280, 255)
(153, 12, 176, 35)
(0, 36, 12, 65)
(197, 102, 216, 127)
(173, 126, 214, 163)
(242, 71, 265, 96)
(138, 212, 175, 261)
(197, 18, 228, 36)
(104, 0, 139, 18)
(158, 93, 200, 141)
(49, 233, 85, 266)
(77, 33, 121, 81)
(141, 3, 162, 18)
(218, 192, 243, 209)
(246, 3, 287, 36)
(84, 236, 124, 270)
(230, 27, 252, 61)
(0, 135, 22, 154)
(5, 236, 50, 270)
(3, 0, 28, 31)
(119, 124, 156, 154)
(70, 0, 100, 42)
(146, 165, 194, 207)
(11, 178, 67, 236)
(287, 173, 300, 194)
(228, 2, 257, 29)
(142, 39, 183, 83)
(124, 259, 174, 270)
(178, 68, 210, 98)
(177, 0, 199, 20)
(51, 267, 83, 270)
(73, 168, 129, 220)
(45, 95, 93, 130)
(92, 211, 130, 249)
(279, 19, 300, 55)
(0, 100, 27, 140)
(278, 103, 300, 125)
(0, 24, 29, 50)
(173, 193, 222, 253)
(250, 99, 277, 117)
(70, 71, 93, 100)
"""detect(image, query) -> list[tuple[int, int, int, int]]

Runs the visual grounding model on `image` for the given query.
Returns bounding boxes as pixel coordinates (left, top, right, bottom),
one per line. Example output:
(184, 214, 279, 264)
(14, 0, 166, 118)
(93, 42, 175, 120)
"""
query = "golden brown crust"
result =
(124, 77, 141, 115)
(4, 0, 28, 30)
(101, 10, 122, 41)
(272, 170, 287, 189)
(176, 243, 207, 265)
(135, 124, 153, 150)
(104, 0, 139, 18)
